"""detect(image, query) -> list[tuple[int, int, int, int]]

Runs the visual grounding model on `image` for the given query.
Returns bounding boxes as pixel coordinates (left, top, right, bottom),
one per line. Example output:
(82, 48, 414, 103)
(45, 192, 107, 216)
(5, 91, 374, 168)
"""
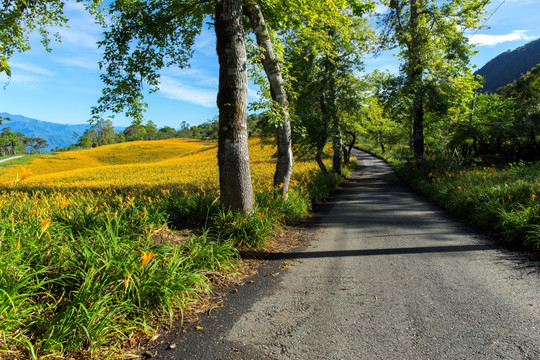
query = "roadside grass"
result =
(0, 138, 356, 359)
(0, 155, 36, 169)
(358, 144, 540, 251)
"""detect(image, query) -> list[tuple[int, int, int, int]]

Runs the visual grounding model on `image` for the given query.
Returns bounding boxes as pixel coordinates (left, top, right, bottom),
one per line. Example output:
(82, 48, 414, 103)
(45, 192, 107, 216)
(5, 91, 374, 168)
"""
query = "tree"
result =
(244, 0, 293, 196)
(145, 120, 158, 140)
(94, 0, 254, 212)
(158, 126, 178, 139)
(0, 0, 103, 79)
(123, 124, 147, 142)
(0, 127, 25, 155)
(77, 136, 93, 149)
(215, 0, 255, 211)
(30, 137, 49, 153)
(379, 0, 490, 159)
(284, 0, 373, 175)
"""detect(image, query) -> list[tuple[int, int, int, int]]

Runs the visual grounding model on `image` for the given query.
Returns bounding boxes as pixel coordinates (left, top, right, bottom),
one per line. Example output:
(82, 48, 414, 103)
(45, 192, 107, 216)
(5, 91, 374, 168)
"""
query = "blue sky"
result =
(0, 0, 539, 129)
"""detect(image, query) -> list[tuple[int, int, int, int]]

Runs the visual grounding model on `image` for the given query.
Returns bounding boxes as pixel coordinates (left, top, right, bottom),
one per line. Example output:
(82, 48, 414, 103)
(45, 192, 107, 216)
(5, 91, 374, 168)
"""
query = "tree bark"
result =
(244, 0, 293, 196)
(409, 0, 425, 160)
(215, 0, 254, 212)
(343, 130, 356, 164)
(328, 62, 342, 175)
(317, 89, 330, 177)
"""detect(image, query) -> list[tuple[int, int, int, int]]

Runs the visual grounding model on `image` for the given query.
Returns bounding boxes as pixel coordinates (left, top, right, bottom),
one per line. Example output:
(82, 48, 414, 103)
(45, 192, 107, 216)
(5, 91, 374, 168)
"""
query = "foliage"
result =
(0, 0, 104, 81)
(448, 64, 540, 163)
(0, 127, 48, 156)
(377, 0, 489, 158)
(283, 0, 373, 173)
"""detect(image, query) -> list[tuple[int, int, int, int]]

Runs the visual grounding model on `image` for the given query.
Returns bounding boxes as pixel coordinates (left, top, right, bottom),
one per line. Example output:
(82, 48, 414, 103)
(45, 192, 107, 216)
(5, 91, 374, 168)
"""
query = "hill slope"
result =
(0, 137, 323, 188)
(475, 38, 540, 93)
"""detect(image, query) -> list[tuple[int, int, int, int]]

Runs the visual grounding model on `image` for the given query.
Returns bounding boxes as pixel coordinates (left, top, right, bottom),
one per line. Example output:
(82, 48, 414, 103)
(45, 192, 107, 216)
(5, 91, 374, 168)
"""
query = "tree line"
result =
(0, 119, 49, 156)
(4, 0, 538, 213)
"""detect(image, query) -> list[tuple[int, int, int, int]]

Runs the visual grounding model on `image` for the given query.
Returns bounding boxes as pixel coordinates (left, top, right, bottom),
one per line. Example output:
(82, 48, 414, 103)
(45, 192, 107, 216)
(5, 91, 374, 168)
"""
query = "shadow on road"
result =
(240, 243, 502, 260)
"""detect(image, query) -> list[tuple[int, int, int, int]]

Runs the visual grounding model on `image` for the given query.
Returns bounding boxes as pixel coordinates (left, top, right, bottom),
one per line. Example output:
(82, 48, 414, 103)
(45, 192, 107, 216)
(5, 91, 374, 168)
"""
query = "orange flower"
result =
(279, 183, 284, 189)
(258, 212, 264, 218)
(140, 250, 157, 267)
(21, 168, 33, 180)
(457, 186, 462, 191)
(41, 219, 51, 234)
(532, 194, 537, 201)
(60, 201, 69, 209)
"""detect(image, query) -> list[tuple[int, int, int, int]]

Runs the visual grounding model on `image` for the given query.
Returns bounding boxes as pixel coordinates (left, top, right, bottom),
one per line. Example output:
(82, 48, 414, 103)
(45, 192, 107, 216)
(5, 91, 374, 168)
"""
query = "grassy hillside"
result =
(0, 137, 320, 188)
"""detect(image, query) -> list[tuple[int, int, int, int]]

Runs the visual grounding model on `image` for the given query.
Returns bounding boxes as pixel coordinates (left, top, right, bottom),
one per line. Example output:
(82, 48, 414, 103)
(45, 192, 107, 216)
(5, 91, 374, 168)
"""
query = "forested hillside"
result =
(475, 38, 540, 93)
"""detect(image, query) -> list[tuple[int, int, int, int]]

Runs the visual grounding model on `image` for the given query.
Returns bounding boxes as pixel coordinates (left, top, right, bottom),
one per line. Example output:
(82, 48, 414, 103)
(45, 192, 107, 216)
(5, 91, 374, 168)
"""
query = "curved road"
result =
(156, 149, 540, 359)
(0, 156, 22, 164)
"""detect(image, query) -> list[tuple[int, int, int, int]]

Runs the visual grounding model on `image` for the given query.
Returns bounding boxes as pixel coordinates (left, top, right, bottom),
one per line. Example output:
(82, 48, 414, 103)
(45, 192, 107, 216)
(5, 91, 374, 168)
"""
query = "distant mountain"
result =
(475, 38, 540, 93)
(0, 113, 124, 152)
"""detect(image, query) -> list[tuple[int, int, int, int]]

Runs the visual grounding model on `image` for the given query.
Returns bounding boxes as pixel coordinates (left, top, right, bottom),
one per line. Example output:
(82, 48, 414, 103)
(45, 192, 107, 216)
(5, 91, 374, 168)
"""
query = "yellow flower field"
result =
(0, 137, 321, 189)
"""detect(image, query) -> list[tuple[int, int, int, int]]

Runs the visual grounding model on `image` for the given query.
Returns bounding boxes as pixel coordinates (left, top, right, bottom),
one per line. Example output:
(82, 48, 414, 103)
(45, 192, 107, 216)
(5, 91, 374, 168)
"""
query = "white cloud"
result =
(11, 62, 54, 76)
(164, 67, 219, 88)
(158, 76, 217, 107)
(469, 30, 537, 46)
(53, 56, 99, 71)
(55, 2, 103, 49)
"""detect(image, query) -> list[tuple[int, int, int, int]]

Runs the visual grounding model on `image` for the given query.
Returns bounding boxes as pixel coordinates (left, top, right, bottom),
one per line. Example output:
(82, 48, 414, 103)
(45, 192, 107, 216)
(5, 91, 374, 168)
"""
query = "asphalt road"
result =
(154, 149, 540, 360)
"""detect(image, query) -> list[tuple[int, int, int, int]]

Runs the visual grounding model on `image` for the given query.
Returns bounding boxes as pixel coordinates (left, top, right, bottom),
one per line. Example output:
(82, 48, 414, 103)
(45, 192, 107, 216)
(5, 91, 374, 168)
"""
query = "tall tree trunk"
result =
(412, 91, 424, 159)
(244, 0, 293, 196)
(329, 77, 342, 175)
(332, 124, 342, 175)
(317, 89, 330, 177)
(409, 0, 425, 160)
(215, 0, 254, 212)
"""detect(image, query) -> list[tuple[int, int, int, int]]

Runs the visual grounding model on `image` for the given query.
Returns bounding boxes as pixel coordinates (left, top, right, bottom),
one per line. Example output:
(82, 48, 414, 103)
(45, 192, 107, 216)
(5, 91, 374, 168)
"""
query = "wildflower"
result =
(533, 194, 537, 201)
(279, 183, 284, 189)
(457, 186, 462, 191)
(41, 219, 51, 234)
(61, 201, 69, 209)
(258, 212, 264, 218)
(21, 168, 33, 180)
(140, 250, 157, 267)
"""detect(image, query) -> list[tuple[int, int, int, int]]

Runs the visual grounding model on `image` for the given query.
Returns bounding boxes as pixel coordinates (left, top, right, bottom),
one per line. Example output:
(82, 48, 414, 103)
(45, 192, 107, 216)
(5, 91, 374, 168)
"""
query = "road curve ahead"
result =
(160, 149, 540, 360)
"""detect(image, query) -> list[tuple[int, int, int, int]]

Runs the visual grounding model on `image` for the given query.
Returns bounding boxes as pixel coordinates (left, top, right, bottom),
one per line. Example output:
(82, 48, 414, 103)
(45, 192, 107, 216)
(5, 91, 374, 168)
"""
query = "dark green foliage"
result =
(450, 64, 540, 163)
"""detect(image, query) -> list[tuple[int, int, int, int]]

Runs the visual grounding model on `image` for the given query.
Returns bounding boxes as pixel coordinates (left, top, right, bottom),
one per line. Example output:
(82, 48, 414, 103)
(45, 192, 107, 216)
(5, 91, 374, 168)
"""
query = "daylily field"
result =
(0, 137, 350, 359)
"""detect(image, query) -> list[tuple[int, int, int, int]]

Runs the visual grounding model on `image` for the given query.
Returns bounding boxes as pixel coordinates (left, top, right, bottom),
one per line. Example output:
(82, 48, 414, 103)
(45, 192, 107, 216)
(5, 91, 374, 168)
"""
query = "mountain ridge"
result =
(475, 38, 540, 93)
(0, 112, 124, 152)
